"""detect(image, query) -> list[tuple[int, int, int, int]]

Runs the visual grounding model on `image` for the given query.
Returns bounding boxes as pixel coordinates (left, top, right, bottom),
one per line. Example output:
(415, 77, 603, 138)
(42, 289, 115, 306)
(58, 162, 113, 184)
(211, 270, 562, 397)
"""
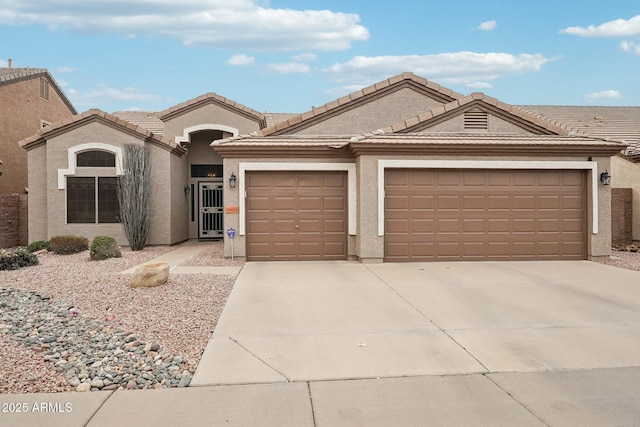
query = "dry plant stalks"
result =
(117, 143, 152, 251)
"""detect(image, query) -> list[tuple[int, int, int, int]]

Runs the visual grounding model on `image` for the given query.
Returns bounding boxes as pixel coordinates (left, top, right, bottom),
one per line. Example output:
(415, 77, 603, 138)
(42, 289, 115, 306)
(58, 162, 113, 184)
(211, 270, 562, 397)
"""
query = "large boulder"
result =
(130, 262, 170, 288)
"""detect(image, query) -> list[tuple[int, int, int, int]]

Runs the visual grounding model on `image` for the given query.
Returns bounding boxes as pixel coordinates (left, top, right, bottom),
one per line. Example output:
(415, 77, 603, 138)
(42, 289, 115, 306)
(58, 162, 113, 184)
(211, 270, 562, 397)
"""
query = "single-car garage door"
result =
(385, 169, 587, 261)
(246, 171, 348, 261)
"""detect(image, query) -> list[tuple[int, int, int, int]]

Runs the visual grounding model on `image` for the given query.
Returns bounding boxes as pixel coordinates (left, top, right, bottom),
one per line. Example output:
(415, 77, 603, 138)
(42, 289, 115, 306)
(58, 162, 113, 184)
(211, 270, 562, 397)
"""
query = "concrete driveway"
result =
(188, 260, 640, 426)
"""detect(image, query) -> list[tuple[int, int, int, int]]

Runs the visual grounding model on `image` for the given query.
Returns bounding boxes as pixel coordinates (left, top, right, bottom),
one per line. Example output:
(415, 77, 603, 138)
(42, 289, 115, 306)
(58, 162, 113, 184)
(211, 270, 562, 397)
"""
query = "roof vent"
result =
(464, 108, 488, 130)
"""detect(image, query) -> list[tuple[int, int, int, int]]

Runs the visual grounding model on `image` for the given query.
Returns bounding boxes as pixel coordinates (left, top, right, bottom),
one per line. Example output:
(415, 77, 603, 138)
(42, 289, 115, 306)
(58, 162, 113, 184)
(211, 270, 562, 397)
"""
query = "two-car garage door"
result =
(384, 169, 587, 261)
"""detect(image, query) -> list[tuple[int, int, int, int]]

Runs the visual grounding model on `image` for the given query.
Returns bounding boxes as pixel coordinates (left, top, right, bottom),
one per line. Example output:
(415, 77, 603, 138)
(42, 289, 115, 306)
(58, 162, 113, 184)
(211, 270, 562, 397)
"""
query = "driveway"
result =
(190, 260, 640, 426)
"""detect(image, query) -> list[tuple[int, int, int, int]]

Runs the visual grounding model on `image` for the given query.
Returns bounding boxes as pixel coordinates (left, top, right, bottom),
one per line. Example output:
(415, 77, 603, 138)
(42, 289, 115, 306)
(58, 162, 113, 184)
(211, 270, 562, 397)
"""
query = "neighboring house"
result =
(19, 73, 625, 262)
(0, 66, 76, 194)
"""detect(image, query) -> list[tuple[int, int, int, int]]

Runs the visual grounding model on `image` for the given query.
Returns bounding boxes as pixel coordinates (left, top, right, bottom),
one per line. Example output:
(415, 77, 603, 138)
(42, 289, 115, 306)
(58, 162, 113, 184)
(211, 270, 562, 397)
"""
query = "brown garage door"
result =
(385, 169, 587, 261)
(246, 171, 348, 261)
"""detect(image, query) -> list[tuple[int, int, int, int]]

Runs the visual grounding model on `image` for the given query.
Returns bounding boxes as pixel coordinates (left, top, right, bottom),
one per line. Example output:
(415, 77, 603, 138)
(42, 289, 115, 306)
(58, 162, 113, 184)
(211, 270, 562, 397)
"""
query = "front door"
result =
(198, 181, 223, 239)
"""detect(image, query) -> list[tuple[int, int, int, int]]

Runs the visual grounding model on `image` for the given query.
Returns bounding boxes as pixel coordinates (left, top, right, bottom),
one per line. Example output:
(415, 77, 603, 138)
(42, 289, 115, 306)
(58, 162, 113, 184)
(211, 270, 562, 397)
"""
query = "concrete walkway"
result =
(3, 260, 640, 426)
(119, 240, 242, 275)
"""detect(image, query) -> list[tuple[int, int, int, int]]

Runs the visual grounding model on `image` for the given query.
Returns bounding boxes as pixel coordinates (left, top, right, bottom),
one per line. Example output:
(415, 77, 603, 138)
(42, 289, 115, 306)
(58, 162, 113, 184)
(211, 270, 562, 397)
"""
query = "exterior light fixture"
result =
(184, 185, 190, 195)
(229, 173, 237, 188)
(600, 170, 611, 185)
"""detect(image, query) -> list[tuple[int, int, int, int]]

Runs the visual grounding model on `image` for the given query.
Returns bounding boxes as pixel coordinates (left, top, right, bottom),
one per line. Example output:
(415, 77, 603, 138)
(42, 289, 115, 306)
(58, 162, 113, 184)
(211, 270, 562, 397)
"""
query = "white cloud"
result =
(560, 15, 640, 37)
(478, 20, 497, 31)
(0, 59, 7, 67)
(227, 54, 255, 66)
(324, 52, 554, 87)
(585, 90, 622, 101)
(620, 40, 640, 56)
(265, 62, 310, 74)
(0, 0, 369, 51)
(55, 66, 78, 73)
(291, 53, 317, 62)
(68, 83, 165, 108)
(467, 81, 493, 89)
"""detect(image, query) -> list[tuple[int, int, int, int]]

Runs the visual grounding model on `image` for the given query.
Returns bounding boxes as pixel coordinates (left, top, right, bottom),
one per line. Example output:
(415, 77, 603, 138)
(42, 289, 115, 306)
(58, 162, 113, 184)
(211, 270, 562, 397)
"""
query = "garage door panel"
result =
(513, 196, 535, 210)
(463, 196, 485, 210)
(323, 196, 346, 211)
(487, 196, 510, 210)
(437, 219, 460, 233)
(437, 196, 461, 210)
(324, 219, 346, 233)
(246, 171, 348, 261)
(386, 218, 409, 233)
(463, 219, 485, 233)
(386, 195, 409, 210)
(385, 169, 586, 261)
(272, 197, 295, 211)
(412, 195, 435, 210)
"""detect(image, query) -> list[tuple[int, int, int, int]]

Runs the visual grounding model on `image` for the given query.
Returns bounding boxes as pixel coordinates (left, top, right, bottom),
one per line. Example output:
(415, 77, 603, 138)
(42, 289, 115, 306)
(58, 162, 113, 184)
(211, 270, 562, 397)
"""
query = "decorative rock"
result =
(178, 372, 191, 388)
(90, 378, 104, 389)
(0, 286, 194, 392)
(76, 382, 91, 392)
(129, 262, 170, 288)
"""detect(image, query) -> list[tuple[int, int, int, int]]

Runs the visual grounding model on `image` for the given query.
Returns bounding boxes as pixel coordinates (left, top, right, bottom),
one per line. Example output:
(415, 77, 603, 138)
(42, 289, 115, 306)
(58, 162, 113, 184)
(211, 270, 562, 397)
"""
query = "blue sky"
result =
(1, 0, 639, 114)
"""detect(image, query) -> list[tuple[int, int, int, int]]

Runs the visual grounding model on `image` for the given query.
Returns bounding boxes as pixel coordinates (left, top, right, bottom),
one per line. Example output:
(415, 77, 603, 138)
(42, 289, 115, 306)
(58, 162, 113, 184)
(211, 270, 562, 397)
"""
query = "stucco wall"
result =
(170, 154, 189, 244)
(611, 155, 640, 241)
(293, 89, 445, 135)
(1, 75, 74, 194)
(27, 144, 47, 242)
(162, 103, 262, 141)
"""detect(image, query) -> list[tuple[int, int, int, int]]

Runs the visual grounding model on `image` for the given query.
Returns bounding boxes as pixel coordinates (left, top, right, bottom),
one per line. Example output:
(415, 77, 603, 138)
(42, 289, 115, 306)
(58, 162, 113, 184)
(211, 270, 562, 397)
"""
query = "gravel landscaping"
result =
(0, 243, 240, 394)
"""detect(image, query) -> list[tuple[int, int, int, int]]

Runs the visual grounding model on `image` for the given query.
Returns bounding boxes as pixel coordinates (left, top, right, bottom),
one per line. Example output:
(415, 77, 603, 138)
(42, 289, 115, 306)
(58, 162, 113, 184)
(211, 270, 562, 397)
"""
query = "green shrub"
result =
(0, 249, 39, 271)
(26, 240, 50, 253)
(49, 235, 89, 255)
(90, 236, 122, 261)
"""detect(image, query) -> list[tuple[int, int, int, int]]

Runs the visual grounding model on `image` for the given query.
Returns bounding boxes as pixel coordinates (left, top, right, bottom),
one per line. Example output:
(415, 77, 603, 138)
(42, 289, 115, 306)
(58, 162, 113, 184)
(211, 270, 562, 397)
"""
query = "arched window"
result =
(77, 150, 116, 167)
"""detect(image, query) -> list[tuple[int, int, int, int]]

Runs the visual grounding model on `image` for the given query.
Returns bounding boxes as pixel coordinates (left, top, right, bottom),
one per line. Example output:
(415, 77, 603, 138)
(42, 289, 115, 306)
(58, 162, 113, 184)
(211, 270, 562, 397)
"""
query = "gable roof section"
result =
(0, 67, 77, 114)
(382, 93, 582, 136)
(159, 92, 267, 127)
(19, 109, 186, 155)
(260, 72, 463, 136)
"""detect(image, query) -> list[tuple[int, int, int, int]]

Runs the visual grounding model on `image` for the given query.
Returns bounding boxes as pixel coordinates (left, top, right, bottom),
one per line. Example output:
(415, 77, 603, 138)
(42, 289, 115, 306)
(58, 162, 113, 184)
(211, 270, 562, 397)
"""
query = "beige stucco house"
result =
(19, 73, 627, 262)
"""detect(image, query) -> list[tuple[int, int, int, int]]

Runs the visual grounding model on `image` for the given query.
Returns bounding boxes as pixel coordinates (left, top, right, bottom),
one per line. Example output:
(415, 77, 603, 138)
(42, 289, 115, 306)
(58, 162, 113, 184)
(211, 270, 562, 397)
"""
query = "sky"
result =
(1, 0, 639, 114)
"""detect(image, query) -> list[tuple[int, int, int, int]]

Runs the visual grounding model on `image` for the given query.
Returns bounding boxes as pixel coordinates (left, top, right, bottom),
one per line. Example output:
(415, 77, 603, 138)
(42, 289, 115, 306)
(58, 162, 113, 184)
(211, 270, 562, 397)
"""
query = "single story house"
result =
(19, 73, 625, 262)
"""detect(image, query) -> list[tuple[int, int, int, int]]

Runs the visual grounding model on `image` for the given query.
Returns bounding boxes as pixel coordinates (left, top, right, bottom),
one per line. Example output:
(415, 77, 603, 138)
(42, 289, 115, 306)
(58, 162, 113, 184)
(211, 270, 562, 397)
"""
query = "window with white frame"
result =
(67, 150, 119, 224)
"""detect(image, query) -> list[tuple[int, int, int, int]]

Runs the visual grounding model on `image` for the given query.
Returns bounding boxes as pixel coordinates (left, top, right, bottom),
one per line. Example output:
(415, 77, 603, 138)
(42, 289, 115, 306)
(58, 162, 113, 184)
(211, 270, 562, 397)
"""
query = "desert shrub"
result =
(90, 236, 122, 261)
(26, 240, 49, 253)
(49, 235, 89, 255)
(0, 249, 39, 271)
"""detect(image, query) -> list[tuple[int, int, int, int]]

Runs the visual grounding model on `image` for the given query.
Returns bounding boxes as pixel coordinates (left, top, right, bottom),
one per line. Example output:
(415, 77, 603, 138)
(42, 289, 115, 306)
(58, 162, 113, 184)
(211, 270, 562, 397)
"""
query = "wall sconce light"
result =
(229, 173, 237, 188)
(600, 170, 611, 185)
(184, 185, 190, 195)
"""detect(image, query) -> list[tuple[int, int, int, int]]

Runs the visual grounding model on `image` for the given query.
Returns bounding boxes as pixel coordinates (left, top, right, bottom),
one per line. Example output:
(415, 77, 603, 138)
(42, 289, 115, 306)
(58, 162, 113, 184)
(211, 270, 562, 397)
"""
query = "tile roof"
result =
(112, 111, 165, 135)
(212, 134, 351, 148)
(19, 109, 185, 155)
(259, 72, 464, 136)
(159, 92, 267, 127)
(0, 67, 77, 114)
(381, 93, 582, 136)
(516, 105, 640, 154)
(264, 112, 298, 128)
(348, 132, 625, 156)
